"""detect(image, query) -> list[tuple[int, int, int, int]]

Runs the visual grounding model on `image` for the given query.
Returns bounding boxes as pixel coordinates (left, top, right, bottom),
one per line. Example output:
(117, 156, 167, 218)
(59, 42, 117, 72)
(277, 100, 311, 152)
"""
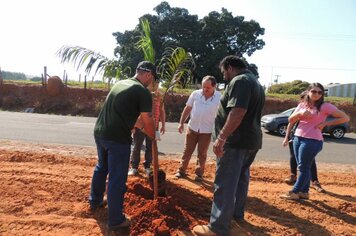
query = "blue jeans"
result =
(209, 147, 258, 235)
(289, 139, 319, 181)
(130, 128, 152, 169)
(89, 137, 131, 227)
(292, 136, 323, 193)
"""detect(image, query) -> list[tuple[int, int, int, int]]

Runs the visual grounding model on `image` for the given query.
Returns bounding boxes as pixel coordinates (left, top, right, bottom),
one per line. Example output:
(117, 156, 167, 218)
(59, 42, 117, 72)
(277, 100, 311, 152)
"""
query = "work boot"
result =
(284, 174, 297, 185)
(298, 192, 310, 199)
(192, 225, 217, 236)
(280, 191, 300, 200)
(194, 175, 203, 182)
(89, 197, 107, 211)
(108, 216, 132, 231)
(311, 181, 325, 193)
(145, 168, 152, 177)
(174, 171, 186, 179)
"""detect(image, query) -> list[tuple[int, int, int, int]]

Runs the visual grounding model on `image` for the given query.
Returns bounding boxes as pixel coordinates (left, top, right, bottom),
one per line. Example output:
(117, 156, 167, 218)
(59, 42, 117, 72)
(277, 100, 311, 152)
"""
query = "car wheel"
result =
(330, 127, 345, 139)
(277, 124, 287, 136)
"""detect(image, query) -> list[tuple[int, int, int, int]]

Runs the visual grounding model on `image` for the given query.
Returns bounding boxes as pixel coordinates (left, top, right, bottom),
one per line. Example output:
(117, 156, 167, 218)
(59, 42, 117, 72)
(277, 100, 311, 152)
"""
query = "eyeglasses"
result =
(310, 90, 323, 95)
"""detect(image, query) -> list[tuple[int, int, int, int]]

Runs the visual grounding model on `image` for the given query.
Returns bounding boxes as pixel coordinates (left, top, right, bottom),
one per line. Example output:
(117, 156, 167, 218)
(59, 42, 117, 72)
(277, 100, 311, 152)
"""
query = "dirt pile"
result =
(0, 141, 355, 235)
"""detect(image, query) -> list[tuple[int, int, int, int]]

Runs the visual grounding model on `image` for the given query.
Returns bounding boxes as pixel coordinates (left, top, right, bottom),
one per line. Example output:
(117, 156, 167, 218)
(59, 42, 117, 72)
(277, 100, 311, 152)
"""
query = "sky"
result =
(1, 0, 356, 88)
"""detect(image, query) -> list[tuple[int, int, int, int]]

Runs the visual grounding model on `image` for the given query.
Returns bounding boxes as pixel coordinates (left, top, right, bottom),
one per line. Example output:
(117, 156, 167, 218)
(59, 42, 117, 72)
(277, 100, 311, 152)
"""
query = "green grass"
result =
(266, 93, 353, 105)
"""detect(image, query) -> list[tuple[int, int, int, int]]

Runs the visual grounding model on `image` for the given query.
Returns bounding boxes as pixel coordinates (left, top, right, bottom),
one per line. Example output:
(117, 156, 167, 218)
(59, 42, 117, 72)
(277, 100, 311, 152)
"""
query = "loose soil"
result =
(0, 140, 355, 236)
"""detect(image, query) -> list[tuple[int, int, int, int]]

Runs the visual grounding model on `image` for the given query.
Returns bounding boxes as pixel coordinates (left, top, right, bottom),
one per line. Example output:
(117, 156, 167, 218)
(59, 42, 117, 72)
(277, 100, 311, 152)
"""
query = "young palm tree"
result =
(136, 19, 195, 199)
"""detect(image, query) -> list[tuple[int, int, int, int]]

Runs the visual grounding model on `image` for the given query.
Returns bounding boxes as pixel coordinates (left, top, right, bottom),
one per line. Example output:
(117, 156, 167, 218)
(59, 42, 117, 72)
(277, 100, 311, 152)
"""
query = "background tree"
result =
(113, 1, 265, 84)
(2, 71, 27, 81)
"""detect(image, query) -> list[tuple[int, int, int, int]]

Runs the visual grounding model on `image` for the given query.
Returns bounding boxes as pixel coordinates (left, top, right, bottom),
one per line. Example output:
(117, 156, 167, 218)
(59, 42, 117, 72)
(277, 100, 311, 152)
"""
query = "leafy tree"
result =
(268, 80, 310, 94)
(113, 1, 265, 84)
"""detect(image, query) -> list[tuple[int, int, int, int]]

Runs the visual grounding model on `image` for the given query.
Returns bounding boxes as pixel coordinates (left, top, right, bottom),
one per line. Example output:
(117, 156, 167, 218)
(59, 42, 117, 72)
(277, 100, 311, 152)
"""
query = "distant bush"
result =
(268, 80, 310, 94)
(29, 76, 42, 82)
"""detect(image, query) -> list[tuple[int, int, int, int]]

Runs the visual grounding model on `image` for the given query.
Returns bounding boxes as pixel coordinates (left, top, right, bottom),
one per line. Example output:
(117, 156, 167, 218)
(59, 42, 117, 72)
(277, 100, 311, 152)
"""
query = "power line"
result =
(264, 32, 356, 42)
(260, 65, 356, 72)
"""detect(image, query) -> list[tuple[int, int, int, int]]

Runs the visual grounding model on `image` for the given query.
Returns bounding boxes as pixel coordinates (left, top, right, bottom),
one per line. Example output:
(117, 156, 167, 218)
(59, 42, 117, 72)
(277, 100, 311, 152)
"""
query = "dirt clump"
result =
(47, 76, 64, 96)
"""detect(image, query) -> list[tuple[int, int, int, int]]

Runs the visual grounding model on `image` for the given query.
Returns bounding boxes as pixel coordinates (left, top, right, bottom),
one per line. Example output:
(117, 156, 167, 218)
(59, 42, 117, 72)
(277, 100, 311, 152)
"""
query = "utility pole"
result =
(0, 66, 3, 86)
(274, 74, 281, 84)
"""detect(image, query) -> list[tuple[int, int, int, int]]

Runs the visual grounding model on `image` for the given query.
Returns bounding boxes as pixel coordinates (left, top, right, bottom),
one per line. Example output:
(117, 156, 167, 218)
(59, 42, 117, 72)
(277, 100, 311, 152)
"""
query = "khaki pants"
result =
(178, 128, 212, 177)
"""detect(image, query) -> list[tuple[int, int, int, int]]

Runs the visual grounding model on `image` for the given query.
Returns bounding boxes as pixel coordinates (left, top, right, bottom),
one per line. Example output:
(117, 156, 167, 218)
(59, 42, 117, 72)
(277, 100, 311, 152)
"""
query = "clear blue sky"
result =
(1, 0, 355, 87)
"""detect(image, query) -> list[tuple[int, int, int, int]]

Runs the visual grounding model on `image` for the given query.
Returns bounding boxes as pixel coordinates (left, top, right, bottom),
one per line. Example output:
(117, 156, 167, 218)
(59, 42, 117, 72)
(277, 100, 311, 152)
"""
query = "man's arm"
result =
(160, 104, 166, 134)
(217, 107, 247, 140)
(213, 107, 247, 157)
(140, 112, 155, 139)
(178, 105, 192, 134)
(282, 123, 294, 147)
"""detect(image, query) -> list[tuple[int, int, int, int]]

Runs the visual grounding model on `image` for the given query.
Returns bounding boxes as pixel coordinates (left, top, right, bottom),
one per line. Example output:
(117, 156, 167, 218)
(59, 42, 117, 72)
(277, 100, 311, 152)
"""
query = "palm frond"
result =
(157, 47, 196, 101)
(57, 45, 130, 88)
(136, 19, 155, 63)
(57, 45, 109, 77)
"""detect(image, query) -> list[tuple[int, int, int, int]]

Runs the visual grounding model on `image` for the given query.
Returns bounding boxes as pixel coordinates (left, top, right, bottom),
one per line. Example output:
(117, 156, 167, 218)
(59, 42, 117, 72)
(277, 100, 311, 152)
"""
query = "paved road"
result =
(0, 111, 355, 164)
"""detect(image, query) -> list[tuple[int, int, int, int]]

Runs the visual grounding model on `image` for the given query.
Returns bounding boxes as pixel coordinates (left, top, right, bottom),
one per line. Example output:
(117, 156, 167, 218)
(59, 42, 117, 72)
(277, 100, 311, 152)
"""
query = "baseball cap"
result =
(136, 61, 159, 81)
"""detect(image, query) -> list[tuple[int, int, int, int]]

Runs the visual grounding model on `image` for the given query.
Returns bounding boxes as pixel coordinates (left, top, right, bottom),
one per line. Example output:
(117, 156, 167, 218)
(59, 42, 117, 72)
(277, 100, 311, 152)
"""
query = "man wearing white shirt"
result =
(175, 75, 221, 181)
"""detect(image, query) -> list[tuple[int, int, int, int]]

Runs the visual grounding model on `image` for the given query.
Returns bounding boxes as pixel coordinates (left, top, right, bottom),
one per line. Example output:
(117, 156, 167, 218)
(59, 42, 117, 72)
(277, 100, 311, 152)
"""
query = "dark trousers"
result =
(130, 128, 152, 169)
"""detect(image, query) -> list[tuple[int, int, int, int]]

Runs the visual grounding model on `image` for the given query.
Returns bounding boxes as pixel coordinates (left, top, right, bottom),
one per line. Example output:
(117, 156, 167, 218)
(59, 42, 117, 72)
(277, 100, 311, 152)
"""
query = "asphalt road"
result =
(0, 111, 355, 164)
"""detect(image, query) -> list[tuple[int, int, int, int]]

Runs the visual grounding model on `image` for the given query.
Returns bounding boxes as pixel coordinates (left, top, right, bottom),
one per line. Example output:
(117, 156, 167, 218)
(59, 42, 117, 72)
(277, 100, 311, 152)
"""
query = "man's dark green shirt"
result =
(94, 78, 152, 144)
(213, 70, 265, 149)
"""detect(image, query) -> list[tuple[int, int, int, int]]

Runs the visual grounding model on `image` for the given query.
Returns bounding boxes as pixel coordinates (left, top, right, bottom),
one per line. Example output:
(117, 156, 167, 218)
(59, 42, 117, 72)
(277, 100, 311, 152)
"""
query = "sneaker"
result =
(194, 175, 203, 182)
(109, 216, 132, 231)
(284, 174, 297, 185)
(145, 168, 152, 177)
(311, 181, 325, 193)
(298, 192, 309, 199)
(192, 225, 217, 236)
(90, 198, 107, 211)
(128, 168, 138, 176)
(174, 171, 186, 179)
(280, 191, 300, 200)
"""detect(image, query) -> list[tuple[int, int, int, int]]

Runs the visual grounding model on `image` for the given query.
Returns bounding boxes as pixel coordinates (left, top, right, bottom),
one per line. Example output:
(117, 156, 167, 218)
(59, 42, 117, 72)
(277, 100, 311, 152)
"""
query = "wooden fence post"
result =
(0, 66, 3, 86)
(43, 66, 47, 85)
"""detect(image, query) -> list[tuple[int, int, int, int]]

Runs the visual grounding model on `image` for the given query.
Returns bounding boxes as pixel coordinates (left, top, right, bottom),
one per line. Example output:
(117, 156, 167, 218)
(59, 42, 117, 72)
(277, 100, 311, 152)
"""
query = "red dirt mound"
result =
(0, 142, 355, 235)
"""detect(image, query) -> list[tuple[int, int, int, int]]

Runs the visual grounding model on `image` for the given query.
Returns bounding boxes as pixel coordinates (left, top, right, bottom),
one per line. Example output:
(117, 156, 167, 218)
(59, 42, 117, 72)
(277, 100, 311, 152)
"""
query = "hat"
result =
(136, 61, 159, 81)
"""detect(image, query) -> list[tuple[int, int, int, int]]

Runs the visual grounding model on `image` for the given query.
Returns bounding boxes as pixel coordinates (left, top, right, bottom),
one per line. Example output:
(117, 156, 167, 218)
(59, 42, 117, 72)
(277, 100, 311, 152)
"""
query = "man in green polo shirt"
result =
(89, 61, 157, 231)
(193, 56, 265, 236)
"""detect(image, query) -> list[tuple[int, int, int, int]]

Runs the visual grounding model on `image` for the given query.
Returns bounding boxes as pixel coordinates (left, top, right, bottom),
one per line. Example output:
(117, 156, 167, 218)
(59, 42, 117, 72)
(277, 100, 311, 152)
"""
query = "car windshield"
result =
(280, 108, 295, 116)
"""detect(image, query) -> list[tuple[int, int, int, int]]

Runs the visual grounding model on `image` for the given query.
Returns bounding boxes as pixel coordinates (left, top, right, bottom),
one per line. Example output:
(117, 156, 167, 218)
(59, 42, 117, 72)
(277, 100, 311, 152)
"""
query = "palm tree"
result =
(135, 19, 195, 199)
